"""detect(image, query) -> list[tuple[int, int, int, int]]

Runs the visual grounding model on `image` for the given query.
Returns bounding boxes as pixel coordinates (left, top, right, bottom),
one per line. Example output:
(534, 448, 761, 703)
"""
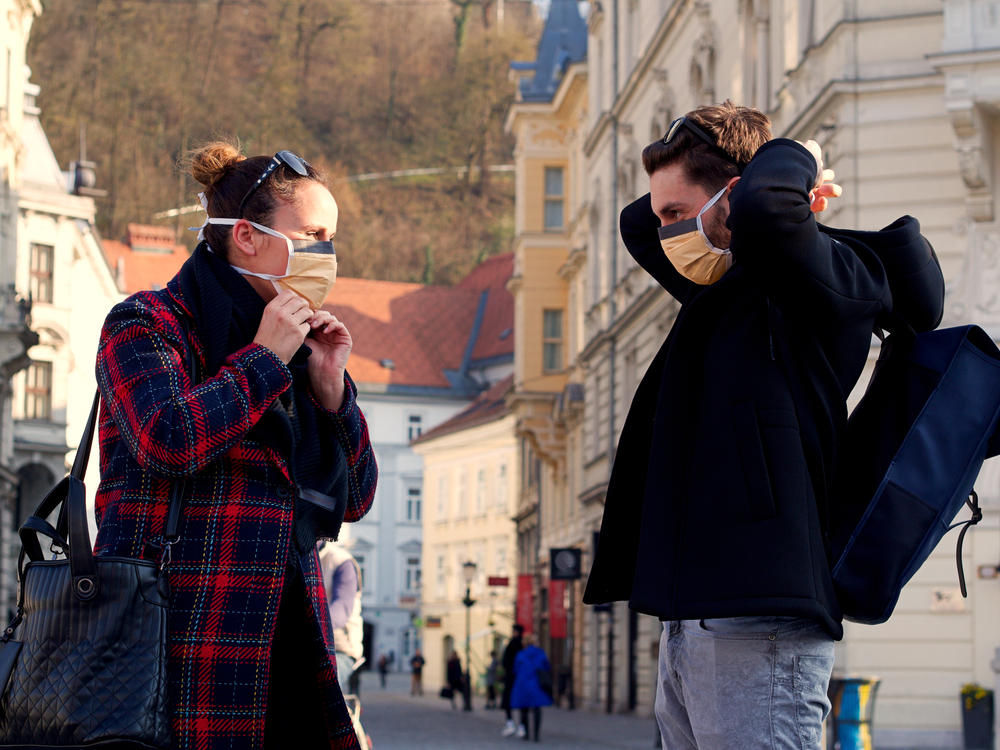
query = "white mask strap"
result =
(695, 187, 730, 254)
(187, 217, 294, 278)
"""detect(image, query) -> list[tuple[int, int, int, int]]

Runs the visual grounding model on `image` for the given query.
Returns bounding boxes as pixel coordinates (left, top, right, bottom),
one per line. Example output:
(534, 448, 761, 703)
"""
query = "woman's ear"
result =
(230, 219, 260, 259)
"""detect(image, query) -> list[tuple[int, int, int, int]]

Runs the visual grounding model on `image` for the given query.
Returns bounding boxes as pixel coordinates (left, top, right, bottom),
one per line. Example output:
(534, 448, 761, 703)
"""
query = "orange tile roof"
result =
(458, 253, 515, 362)
(102, 225, 189, 295)
(412, 374, 514, 443)
(322, 254, 514, 390)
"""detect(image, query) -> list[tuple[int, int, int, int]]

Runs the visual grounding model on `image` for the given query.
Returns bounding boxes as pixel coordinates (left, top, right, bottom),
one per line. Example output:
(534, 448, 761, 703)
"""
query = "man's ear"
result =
(230, 220, 260, 258)
(726, 175, 741, 192)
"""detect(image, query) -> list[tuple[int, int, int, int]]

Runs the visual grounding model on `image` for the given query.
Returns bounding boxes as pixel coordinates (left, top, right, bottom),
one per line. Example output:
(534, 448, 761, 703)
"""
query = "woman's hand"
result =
(303, 310, 353, 411)
(253, 289, 313, 364)
(796, 139, 843, 213)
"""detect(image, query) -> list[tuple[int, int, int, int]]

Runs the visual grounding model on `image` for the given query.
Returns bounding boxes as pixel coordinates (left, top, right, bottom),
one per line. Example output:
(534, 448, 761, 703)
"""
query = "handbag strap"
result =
(47, 301, 196, 593)
(163, 309, 195, 542)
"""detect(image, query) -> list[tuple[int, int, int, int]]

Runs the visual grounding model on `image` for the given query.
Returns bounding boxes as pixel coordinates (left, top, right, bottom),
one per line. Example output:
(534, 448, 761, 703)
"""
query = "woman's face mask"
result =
(196, 217, 338, 310)
(657, 186, 731, 286)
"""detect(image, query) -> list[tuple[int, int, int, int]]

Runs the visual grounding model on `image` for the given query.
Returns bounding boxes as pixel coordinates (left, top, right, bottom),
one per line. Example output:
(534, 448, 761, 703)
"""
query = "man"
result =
(410, 648, 425, 696)
(500, 624, 524, 737)
(583, 101, 945, 749)
(319, 541, 365, 698)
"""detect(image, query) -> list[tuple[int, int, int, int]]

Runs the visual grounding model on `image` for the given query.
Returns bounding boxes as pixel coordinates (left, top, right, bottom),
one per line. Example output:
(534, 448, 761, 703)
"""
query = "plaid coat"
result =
(94, 277, 376, 750)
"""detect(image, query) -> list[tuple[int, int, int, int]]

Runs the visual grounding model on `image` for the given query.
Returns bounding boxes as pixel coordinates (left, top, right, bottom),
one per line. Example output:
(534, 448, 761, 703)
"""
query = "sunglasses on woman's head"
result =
(237, 150, 311, 219)
(662, 117, 718, 148)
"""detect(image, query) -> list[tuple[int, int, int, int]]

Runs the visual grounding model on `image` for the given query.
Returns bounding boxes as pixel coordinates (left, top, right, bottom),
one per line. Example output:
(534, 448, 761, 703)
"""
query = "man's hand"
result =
(797, 139, 843, 213)
(303, 310, 353, 411)
(253, 289, 312, 364)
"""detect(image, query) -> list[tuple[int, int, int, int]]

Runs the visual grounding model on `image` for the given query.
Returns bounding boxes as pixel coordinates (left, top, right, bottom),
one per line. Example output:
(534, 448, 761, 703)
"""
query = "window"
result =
(407, 486, 422, 522)
(457, 471, 469, 518)
(29, 244, 54, 304)
(355, 554, 367, 592)
(405, 557, 421, 592)
(475, 469, 487, 515)
(543, 309, 564, 372)
(495, 541, 508, 577)
(24, 361, 52, 420)
(544, 167, 564, 231)
(435, 554, 446, 599)
(407, 414, 423, 441)
(437, 474, 448, 521)
(496, 464, 508, 512)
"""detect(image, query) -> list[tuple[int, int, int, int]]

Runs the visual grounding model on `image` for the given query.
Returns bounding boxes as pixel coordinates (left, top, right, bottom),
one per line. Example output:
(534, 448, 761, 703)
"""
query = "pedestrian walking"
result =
(500, 624, 524, 736)
(320, 541, 365, 698)
(410, 648, 426, 696)
(485, 650, 501, 709)
(378, 654, 389, 689)
(446, 651, 464, 709)
(93, 140, 378, 749)
(510, 635, 552, 742)
(583, 101, 945, 750)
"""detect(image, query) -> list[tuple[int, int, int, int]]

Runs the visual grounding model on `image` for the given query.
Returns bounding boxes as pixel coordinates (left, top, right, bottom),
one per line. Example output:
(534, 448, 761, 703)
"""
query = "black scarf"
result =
(176, 244, 348, 553)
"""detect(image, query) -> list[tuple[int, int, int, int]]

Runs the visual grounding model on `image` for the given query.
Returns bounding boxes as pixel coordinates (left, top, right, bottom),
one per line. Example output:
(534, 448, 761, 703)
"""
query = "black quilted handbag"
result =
(0, 387, 186, 749)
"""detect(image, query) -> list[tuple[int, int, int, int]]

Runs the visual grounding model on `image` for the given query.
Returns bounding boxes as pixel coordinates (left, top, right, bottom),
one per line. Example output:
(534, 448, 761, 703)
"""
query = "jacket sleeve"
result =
(96, 293, 292, 479)
(308, 371, 378, 523)
(821, 217, 945, 333)
(620, 193, 696, 302)
(727, 139, 889, 326)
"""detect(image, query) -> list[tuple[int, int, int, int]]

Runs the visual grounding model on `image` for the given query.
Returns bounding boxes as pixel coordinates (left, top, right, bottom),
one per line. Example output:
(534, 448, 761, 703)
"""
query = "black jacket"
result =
(582, 139, 945, 639)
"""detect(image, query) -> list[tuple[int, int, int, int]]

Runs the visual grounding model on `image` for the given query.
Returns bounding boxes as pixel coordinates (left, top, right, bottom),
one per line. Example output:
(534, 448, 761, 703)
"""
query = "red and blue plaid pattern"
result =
(94, 280, 376, 749)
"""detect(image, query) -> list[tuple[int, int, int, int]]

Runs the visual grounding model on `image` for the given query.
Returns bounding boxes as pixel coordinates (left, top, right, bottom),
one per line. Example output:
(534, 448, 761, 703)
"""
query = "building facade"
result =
(0, 3, 72, 617)
(510, 0, 1000, 745)
(412, 376, 518, 694)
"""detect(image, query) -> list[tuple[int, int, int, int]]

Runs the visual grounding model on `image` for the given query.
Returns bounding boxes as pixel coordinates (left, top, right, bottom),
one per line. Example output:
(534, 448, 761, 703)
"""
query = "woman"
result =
(93, 141, 377, 750)
(446, 650, 464, 709)
(510, 635, 553, 742)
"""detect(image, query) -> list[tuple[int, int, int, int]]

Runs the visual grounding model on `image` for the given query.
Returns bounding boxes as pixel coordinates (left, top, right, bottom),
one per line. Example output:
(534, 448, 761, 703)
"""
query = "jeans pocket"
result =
(793, 654, 834, 750)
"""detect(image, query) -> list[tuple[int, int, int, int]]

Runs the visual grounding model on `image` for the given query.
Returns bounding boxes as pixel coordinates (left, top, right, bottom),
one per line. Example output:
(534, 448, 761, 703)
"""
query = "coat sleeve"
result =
(821, 217, 945, 333)
(727, 139, 889, 326)
(620, 193, 696, 302)
(307, 371, 377, 523)
(96, 293, 292, 479)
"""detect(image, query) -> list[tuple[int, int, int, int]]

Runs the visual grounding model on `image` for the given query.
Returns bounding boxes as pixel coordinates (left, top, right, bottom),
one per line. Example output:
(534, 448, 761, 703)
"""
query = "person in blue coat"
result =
(510, 635, 552, 741)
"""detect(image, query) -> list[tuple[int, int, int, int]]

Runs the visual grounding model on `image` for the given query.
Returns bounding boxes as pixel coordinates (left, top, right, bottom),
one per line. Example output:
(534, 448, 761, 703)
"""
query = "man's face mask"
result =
(194, 216, 338, 310)
(657, 186, 731, 286)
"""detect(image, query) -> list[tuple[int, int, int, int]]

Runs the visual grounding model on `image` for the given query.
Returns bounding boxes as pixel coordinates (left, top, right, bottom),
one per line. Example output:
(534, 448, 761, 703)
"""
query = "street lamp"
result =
(461, 560, 477, 712)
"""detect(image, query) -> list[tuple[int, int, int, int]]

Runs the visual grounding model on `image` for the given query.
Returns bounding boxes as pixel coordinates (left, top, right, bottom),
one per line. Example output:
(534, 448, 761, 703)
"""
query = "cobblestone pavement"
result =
(354, 672, 661, 750)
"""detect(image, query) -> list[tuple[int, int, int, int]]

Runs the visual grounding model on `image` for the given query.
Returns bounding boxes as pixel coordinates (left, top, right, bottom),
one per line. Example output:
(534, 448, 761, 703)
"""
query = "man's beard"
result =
(702, 205, 731, 250)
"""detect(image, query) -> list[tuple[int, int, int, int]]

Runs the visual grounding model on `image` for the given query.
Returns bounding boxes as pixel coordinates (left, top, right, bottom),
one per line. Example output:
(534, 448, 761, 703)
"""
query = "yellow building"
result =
(413, 376, 519, 695)
(504, 0, 590, 709)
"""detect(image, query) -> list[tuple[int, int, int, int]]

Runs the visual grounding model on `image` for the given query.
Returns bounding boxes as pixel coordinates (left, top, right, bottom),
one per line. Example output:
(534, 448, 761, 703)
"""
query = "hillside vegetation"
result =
(27, 0, 539, 284)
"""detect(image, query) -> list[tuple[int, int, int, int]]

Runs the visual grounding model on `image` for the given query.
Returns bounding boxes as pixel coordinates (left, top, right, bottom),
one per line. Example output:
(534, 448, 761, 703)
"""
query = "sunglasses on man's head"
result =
(662, 117, 718, 148)
(237, 150, 311, 219)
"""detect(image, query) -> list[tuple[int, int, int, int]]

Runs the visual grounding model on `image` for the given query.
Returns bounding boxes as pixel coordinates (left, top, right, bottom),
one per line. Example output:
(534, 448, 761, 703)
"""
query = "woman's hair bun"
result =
(189, 141, 245, 189)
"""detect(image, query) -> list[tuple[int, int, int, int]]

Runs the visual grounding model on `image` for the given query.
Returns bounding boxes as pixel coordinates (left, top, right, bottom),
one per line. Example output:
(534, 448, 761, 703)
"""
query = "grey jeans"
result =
(655, 617, 834, 750)
(336, 651, 356, 696)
